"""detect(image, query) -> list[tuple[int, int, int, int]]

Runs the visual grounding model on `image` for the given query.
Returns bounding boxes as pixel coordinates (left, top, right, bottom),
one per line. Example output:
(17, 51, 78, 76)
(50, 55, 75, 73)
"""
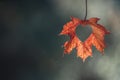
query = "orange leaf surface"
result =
(60, 17, 110, 61)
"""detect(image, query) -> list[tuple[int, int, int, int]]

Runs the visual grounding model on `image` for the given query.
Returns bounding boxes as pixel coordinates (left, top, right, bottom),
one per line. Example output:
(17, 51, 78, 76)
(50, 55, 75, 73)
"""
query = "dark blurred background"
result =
(0, 0, 120, 80)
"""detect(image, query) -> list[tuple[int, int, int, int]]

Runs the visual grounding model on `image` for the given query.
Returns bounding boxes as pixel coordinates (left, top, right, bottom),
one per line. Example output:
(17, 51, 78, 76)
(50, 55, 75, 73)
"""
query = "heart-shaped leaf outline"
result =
(60, 16, 110, 61)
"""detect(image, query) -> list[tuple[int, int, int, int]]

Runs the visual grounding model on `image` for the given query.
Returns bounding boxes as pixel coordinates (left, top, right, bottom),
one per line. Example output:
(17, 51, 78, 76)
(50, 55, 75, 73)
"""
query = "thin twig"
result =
(84, 0, 87, 20)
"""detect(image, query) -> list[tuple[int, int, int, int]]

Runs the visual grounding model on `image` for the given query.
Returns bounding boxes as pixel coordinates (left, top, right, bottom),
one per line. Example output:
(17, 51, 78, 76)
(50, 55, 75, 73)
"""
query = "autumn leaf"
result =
(60, 17, 110, 61)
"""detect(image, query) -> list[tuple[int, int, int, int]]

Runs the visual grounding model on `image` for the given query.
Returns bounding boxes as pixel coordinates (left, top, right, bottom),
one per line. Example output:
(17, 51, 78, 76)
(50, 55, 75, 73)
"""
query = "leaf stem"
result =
(84, 0, 87, 20)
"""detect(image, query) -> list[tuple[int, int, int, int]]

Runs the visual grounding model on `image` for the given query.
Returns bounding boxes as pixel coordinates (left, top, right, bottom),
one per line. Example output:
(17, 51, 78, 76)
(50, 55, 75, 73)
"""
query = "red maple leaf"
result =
(60, 17, 110, 61)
